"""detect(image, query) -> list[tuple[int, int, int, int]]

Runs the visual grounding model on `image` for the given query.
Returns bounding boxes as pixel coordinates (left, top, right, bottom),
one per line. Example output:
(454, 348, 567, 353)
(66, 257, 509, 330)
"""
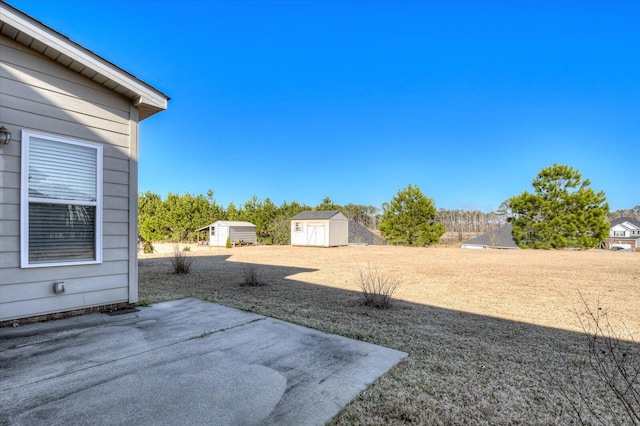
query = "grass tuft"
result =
(170, 244, 193, 274)
(241, 264, 265, 286)
(355, 263, 399, 309)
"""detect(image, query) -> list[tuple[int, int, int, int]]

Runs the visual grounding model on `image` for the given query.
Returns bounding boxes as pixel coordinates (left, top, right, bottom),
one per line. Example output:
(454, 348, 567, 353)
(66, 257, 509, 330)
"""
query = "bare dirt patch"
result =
(139, 245, 640, 424)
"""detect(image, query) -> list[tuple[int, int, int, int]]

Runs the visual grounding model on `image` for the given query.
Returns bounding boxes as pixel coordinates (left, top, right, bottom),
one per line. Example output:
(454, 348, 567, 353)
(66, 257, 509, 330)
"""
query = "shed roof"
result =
(196, 221, 256, 231)
(291, 210, 344, 220)
(0, 2, 169, 120)
(461, 223, 520, 249)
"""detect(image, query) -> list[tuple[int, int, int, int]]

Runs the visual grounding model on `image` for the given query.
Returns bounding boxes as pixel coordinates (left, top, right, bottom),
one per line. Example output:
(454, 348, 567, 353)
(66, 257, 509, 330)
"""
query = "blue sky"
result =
(9, 0, 640, 212)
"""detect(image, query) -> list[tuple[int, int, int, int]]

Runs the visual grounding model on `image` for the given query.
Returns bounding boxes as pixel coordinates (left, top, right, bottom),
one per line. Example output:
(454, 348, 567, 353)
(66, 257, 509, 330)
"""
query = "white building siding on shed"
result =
(290, 212, 349, 247)
(0, 36, 134, 321)
(212, 224, 229, 247)
(329, 217, 349, 246)
(206, 222, 257, 246)
(291, 221, 306, 246)
(230, 226, 257, 245)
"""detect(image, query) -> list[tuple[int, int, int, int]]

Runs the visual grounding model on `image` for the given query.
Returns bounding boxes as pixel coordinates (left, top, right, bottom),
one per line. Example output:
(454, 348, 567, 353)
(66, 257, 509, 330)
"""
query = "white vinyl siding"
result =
(21, 131, 103, 267)
(0, 35, 133, 321)
(0, 2, 169, 322)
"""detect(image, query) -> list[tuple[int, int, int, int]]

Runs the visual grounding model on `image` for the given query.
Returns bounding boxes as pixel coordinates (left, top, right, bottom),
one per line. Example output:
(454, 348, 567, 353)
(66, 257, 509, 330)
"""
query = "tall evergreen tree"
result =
(509, 163, 609, 249)
(315, 197, 341, 211)
(379, 185, 444, 246)
(138, 191, 166, 242)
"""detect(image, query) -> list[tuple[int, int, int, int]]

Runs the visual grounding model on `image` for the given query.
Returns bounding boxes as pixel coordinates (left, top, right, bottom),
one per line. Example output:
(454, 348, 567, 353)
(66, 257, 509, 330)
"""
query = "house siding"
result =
(0, 36, 133, 321)
(605, 218, 640, 251)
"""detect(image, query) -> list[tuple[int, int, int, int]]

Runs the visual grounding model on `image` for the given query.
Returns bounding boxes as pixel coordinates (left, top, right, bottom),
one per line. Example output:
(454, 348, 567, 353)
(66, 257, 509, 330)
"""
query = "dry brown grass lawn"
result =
(139, 245, 640, 425)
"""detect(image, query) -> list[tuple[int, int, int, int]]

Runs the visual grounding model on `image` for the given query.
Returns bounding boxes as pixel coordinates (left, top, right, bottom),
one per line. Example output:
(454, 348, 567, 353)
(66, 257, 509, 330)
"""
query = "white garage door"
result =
(307, 224, 325, 246)
(611, 243, 632, 250)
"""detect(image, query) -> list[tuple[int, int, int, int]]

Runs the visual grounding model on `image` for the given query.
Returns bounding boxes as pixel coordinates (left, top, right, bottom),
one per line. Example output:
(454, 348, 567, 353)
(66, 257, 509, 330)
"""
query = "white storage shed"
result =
(197, 221, 257, 247)
(291, 210, 349, 247)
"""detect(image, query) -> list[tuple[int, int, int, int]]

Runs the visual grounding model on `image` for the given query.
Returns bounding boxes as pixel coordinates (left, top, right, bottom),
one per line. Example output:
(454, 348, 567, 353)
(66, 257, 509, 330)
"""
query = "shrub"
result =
(182, 245, 191, 252)
(143, 241, 154, 254)
(563, 294, 640, 425)
(170, 245, 193, 274)
(241, 264, 265, 286)
(226, 237, 232, 249)
(355, 263, 399, 309)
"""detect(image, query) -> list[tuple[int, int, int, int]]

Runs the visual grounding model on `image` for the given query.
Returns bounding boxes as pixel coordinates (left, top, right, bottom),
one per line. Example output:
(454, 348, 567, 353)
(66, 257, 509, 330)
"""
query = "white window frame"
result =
(21, 130, 103, 268)
(294, 222, 303, 232)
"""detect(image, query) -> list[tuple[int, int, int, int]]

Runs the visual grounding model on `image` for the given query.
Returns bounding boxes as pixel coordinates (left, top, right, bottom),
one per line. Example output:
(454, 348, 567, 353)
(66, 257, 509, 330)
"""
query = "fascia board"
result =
(1, 4, 168, 113)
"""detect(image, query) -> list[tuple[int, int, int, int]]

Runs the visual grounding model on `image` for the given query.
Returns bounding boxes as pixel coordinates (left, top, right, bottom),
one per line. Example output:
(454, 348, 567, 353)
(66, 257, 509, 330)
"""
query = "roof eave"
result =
(1, 2, 169, 120)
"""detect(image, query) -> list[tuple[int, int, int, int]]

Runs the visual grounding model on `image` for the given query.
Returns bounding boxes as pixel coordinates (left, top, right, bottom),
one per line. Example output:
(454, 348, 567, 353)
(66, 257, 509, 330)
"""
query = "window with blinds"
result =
(21, 131, 103, 267)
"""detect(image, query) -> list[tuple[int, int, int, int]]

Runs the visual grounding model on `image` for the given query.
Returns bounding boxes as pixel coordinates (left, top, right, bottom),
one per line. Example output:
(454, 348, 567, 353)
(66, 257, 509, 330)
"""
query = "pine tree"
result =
(509, 164, 609, 249)
(379, 185, 444, 246)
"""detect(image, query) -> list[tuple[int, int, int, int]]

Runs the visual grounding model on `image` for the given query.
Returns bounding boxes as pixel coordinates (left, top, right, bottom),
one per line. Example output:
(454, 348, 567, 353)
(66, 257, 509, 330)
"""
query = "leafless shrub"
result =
(170, 245, 193, 274)
(355, 263, 399, 309)
(563, 293, 640, 425)
(241, 264, 265, 286)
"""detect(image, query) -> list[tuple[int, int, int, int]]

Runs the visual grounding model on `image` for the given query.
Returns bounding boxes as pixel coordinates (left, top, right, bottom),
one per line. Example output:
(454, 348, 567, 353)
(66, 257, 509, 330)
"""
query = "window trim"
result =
(20, 130, 103, 268)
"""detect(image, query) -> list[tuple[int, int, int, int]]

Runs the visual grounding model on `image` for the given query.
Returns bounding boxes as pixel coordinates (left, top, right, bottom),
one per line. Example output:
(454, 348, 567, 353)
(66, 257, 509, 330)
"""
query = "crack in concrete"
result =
(188, 317, 265, 340)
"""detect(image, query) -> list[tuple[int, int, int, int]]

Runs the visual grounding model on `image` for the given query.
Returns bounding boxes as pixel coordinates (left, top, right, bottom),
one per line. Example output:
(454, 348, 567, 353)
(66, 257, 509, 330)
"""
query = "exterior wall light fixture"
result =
(0, 126, 10, 145)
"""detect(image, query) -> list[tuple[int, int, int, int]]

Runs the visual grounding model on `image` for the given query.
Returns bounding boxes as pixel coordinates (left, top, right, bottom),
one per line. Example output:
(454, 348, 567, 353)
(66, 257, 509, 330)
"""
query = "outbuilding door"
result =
(307, 224, 325, 246)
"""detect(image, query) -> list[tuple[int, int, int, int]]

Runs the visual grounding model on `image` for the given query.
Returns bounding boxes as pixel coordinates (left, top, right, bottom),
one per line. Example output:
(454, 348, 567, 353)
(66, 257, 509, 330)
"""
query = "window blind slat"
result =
(29, 138, 97, 201)
(28, 203, 96, 263)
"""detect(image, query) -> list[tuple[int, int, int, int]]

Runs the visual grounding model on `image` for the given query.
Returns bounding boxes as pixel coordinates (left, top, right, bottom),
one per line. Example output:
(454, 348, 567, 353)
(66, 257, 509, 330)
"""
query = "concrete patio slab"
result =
(0, 299, 407, 425)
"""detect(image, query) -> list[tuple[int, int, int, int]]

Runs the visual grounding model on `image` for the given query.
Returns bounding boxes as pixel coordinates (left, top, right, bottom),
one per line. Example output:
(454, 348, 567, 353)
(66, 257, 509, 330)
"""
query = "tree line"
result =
(138, 191, 382, 245)
(137, 189, 505, 246)
(139, 164, 637, 249)
(608, 206, 640, 222)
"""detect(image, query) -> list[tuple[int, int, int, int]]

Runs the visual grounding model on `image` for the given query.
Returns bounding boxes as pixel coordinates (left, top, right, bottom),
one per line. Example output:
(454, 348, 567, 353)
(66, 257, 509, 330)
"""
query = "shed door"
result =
(307, 224, 325, 246)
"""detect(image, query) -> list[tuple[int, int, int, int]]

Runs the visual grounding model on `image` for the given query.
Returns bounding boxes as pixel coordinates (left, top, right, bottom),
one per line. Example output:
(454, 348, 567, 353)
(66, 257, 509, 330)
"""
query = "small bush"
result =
(182, 246, 191, 252)
(241, 264, 265, 286)
(226, 237, 232, 249)
(143, 241, 154, 254)
(170, 245, 193, 274)
(564, 295, 640, 425)
(355, 263, 399, 309)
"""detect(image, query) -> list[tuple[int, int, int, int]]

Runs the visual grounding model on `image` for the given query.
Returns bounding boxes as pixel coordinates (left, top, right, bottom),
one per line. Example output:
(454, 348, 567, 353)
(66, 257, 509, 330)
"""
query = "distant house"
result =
(197, 221, 257, 247)
(460, 223, 520, 249)
(606, 217, 640, 251)
(291, 210, 349, 247)
(0, 3, 169, 324)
